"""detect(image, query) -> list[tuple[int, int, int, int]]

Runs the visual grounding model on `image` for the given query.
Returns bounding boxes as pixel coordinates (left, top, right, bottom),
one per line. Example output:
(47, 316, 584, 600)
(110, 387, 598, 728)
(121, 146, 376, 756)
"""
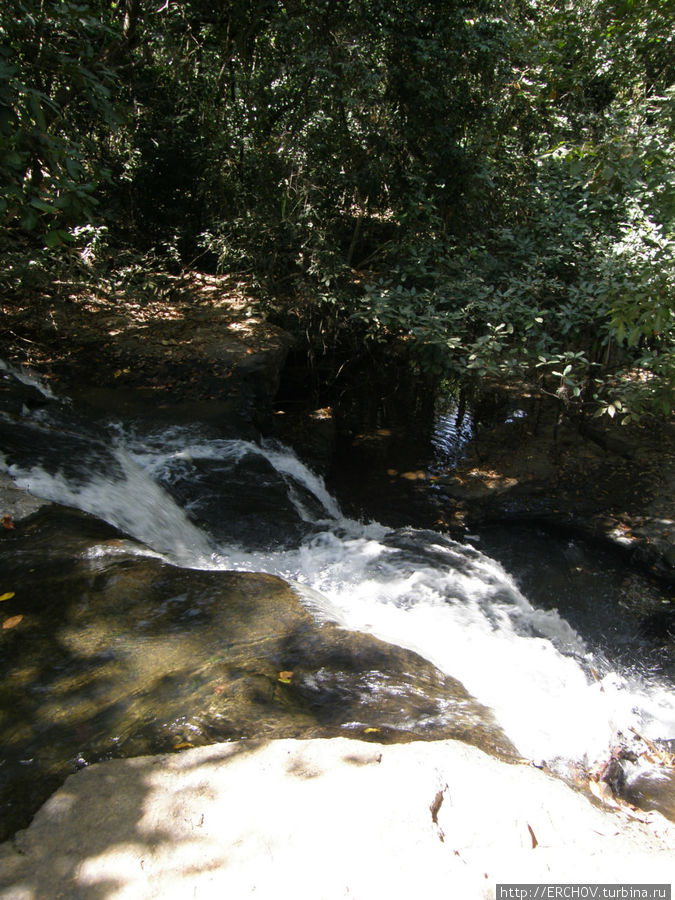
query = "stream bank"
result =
(267, 339, 675, 586)
(2, 271, 673, 582)
(1, 278, 673, 850)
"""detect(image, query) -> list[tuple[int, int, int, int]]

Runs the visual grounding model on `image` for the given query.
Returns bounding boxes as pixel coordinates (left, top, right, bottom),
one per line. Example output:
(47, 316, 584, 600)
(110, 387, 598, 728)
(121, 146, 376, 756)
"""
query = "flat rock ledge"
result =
(1, 738, 672, 900)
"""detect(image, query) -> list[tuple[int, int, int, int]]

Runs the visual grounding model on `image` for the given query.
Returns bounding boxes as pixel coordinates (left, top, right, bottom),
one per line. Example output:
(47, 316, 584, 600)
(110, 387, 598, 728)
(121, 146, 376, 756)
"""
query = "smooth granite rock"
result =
(0, 737, 672, 899)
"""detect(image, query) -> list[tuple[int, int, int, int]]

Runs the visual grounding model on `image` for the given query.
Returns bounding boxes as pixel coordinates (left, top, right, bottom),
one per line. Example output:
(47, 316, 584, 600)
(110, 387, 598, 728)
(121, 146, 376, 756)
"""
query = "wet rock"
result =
(622, 767, 675, 821)
(0, 472, 50, 522)
(639, 609, 675, 643)
(0, 506, 514, 842)
(0, 367, 51, 417)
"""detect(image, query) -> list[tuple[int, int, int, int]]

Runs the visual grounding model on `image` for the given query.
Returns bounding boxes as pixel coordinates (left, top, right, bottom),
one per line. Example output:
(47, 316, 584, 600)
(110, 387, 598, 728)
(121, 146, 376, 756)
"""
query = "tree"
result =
(353, 0, 674, 421)
(0, 0, 123, 245)
(1, 0, 671, 421)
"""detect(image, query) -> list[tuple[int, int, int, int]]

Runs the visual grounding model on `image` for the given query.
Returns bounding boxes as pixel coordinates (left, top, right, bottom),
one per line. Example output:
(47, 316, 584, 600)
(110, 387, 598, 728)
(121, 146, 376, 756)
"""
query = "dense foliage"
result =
(0, 0, 120, 242)
(1, 0, 673, 420)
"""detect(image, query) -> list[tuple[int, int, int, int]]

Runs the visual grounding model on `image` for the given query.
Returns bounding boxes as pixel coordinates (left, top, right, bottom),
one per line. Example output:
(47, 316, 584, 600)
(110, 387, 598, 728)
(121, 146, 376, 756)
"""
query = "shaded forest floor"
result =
(0, 266, 291, 417)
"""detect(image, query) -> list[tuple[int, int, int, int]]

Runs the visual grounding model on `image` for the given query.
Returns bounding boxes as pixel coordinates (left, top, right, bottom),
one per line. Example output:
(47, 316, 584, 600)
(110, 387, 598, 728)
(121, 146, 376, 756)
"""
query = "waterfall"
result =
(1, 370, 673, 769)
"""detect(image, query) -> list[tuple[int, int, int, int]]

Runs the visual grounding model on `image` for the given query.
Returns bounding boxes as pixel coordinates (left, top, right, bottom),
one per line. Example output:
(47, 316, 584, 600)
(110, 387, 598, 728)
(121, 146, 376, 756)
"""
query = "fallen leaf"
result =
(2, 615, 23, 630)
(2, 515, 14, 530)
(363, 727, 380, 734)
(430, 787, 446, 824)
(0, 592, 15, 602)
(527, 823, 538, 849)
(172, 741, 193, 750)
(277, 670, 294, 684)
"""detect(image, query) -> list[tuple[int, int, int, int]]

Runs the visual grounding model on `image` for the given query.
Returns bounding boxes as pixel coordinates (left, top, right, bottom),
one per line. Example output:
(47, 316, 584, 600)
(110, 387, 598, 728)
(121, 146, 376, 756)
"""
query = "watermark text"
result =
(496, 886, 671, 900)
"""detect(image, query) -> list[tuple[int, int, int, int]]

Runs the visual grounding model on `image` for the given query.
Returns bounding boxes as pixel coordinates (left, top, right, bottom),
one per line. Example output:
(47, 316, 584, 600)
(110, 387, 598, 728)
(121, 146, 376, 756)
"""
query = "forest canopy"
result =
(1, 0, 673, 421)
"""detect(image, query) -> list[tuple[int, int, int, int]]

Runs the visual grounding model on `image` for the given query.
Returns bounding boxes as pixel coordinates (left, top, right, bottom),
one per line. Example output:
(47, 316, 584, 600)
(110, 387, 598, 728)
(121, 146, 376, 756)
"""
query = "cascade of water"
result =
(258, 439, 344, 523)
(277, 528, 674, 764)
(6, 446, 216, 565)
(2, 407, 673, 768)
(0, 359, 56, 399)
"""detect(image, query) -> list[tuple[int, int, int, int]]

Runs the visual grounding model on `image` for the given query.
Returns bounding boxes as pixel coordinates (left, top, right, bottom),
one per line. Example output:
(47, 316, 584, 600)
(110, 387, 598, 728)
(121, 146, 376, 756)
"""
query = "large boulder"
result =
(0, 506, 513, 842)
(0, 736, 672, 899)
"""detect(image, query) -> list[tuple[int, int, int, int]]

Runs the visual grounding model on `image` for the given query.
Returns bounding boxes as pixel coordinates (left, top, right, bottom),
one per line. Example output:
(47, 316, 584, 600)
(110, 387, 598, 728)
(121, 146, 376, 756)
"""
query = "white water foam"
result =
(5, 447, 216, 566)
(0, 358, 56, 399)
(263, 526, 671, 764)
(4, 424, 673, 766)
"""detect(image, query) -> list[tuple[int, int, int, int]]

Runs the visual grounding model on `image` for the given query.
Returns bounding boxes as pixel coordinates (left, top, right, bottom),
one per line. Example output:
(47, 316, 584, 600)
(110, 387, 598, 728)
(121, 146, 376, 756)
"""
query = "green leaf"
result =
(44, 229, 62, 248)
(65, 156, 83, 178)
(30, 198, 54, 213)
(29, 92, 47, 131)
(2, 150, 23, 169)
(20, 207, 39, 231)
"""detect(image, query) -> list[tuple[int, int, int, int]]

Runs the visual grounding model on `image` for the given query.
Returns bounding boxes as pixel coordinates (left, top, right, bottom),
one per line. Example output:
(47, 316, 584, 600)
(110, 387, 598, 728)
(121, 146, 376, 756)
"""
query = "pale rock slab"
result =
(0, 737, 672, 900)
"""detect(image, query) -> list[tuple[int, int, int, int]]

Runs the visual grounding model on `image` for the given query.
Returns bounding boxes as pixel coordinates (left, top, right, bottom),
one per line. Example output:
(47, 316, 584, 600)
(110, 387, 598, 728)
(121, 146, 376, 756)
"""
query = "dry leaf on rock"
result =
(527, 823, 538, 849)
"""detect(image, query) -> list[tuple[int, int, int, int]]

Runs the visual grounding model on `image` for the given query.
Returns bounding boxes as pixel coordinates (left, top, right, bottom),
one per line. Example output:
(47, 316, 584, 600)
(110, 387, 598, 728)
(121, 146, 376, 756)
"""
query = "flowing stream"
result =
(1, 364, 673, 777)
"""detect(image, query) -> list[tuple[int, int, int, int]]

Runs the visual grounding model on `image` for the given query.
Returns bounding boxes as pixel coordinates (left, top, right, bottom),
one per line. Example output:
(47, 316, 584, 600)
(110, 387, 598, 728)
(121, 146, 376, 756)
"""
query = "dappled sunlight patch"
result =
(457, 467, 519, 493)
(400, 469, 427, 482)
(607, 522, 637, 546)
(353, 428, 392, 445)
(0, 263, 272, 391)
(227, 320, 263, 338)
(77, 841, 154, 887)
(384, 467, 429, 483)
(309, 407, 332, 421)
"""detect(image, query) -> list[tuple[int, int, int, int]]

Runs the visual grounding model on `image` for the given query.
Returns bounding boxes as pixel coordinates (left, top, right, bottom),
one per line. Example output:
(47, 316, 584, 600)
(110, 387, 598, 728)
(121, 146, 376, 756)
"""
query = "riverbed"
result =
(1, 362, 673, 837)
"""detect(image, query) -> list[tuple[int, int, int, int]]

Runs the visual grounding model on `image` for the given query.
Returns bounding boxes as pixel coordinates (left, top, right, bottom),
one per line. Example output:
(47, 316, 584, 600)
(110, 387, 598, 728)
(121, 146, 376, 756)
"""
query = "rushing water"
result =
(1, 364, 673, 775)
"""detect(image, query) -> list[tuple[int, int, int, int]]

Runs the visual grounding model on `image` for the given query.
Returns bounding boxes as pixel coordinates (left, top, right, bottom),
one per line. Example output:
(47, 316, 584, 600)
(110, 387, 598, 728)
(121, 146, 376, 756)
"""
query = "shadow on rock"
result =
(0, 505, 514, 843)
